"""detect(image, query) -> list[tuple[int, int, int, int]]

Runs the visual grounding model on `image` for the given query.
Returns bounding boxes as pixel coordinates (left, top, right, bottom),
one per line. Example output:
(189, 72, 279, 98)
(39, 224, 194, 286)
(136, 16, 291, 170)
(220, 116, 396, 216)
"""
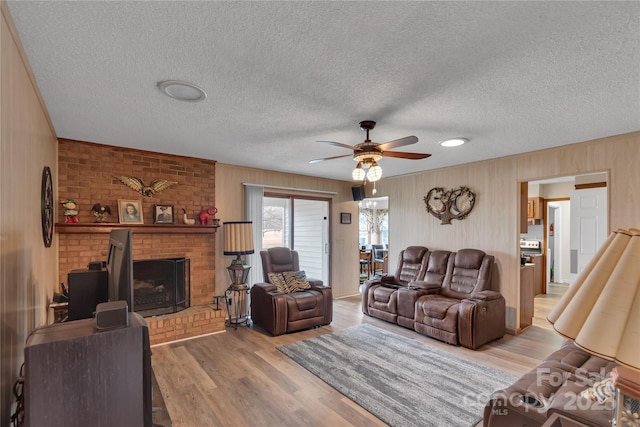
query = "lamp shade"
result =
(352, 162, 365, 180)
(366, 161, 382, 182)
(547, 228, 640, 370)
(223, 221, 254, 255)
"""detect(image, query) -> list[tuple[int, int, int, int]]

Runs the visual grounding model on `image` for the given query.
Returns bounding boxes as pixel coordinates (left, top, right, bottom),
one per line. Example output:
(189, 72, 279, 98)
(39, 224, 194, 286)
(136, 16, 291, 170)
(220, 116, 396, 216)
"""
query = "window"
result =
(358, 197, 388, 247)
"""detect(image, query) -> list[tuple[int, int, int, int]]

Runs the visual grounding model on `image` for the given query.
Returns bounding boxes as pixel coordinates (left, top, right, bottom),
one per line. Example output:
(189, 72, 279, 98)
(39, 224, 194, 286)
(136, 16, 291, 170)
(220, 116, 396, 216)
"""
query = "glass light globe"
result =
(366, 162, 382, 182)
(352, 162, 365, 180)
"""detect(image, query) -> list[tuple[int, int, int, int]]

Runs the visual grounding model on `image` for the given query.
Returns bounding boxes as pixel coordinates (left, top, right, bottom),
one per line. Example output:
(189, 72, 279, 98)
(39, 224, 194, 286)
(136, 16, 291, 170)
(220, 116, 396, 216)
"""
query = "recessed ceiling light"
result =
(157, 80, 207, 102)
(439, 137, 468, 147)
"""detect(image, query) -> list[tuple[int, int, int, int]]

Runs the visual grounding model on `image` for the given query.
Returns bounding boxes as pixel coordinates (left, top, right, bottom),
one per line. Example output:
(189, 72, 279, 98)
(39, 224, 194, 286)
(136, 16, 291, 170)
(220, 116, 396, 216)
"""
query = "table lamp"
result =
(223, 221, 254, 289)
(547, 228, 640, 426)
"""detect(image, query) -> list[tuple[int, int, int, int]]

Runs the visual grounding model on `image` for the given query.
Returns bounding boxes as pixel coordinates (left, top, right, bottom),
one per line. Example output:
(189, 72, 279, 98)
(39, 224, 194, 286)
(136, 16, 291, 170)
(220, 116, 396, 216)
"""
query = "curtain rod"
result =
(242, 183, 337, 195)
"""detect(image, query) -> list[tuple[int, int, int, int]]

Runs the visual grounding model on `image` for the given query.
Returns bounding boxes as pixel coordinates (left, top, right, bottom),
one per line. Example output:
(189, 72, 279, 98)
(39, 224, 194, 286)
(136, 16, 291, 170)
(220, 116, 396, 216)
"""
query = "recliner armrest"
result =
(252, 282, 278, 294)
(308, 279, 323, 287)
(464, 290, 502, 302)
(409, 280, 442, 293)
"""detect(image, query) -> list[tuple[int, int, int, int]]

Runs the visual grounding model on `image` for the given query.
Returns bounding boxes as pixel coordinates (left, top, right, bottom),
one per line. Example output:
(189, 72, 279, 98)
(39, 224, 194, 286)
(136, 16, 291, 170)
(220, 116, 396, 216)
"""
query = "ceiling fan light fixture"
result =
(157, 80, 207, 102)
(366, 161, 382, 182)
(353, 151, 383, 163)
(439, 137, 468, 147)
(352, 162, 366, 180)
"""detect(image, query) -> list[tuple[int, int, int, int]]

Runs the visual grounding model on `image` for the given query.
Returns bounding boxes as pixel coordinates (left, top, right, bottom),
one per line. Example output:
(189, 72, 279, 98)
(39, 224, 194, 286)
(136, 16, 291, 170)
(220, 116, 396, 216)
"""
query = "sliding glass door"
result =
(263, 196, 330, 284)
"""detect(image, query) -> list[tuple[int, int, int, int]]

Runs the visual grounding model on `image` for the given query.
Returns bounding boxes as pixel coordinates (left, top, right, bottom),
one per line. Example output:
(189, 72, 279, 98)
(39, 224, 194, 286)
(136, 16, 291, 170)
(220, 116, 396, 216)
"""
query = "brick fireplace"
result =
(57, 139, 226, 343)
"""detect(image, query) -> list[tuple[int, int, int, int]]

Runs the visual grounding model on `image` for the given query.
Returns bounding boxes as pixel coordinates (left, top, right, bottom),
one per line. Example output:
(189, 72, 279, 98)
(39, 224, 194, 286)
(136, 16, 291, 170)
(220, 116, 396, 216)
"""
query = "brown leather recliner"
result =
(361, 246, 429, 323)
(396, 250, 451, 329)
(414, 248, 505, 349)
(250, 247, 332, 336)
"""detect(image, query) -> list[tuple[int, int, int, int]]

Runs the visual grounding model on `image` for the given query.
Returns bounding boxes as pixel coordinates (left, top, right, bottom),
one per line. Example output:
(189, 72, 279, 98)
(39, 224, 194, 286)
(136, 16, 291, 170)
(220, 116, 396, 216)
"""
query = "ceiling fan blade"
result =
(309, 154, 353, 164)
(382, 151, 431, 160)
(377, 135, 418, 151)
(316, 140, 355, 150)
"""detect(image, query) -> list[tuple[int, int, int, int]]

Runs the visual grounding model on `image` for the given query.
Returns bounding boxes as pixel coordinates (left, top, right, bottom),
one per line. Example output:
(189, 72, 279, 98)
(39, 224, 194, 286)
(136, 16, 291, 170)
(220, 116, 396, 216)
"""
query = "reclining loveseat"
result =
(362, 247, 506, 350)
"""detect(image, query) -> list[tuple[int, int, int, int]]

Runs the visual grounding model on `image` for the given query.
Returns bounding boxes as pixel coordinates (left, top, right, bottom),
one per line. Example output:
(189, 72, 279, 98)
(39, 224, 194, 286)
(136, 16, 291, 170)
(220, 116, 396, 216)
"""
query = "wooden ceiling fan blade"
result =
(309, 154, 353, 164)
(317, 140, 355, 150)
(377, 135, 418, 151)
(382, 151, 431, 159)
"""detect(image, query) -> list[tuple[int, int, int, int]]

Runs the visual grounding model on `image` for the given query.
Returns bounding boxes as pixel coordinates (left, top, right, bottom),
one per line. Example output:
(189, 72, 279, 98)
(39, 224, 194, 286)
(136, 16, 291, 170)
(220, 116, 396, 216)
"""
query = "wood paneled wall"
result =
(376, 131, 640, 332)
(1, 3, 58, 422)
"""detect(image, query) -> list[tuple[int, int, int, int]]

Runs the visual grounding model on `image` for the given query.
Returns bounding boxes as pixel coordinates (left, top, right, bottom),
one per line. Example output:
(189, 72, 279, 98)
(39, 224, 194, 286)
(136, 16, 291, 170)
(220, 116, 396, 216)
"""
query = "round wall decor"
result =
(41, 166, 54, 247)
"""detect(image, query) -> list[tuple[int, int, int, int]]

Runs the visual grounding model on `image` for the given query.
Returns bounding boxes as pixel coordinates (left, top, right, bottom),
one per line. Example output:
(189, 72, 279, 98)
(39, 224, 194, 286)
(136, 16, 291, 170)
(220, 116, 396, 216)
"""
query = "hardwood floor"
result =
(151, 286, 566, 427)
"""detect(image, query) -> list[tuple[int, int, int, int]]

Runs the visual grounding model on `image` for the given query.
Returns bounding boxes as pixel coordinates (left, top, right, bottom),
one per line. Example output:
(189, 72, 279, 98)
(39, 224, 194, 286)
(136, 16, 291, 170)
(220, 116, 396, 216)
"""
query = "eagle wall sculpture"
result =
(113, 176, 177, 197)
(423, 186, 476, 225)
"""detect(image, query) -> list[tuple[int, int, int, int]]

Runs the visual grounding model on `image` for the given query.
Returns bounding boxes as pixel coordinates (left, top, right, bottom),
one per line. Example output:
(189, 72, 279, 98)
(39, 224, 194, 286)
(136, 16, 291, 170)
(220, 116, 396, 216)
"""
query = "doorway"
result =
(358, 196, 389, 279)
(523, 173, 608, 331)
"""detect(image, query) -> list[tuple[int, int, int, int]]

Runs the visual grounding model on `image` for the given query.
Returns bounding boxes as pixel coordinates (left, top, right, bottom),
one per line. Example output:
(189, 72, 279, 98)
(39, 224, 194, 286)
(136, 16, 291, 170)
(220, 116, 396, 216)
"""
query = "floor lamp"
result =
(547, 228, 640, 426)
(223, 221, 254, 328)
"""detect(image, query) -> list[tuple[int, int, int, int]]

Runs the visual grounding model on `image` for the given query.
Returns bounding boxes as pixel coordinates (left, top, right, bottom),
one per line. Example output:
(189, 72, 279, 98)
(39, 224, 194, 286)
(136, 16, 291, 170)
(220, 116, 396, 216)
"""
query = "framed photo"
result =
(340, 212, 351, 224)
(154, 204, 174, 224)
(118, 199, 144, 224)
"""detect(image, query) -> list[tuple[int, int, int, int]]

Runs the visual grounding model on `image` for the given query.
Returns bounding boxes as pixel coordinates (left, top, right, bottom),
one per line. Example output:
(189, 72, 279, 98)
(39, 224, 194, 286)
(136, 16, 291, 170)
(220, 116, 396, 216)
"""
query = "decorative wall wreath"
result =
(423, 186, 476, 225)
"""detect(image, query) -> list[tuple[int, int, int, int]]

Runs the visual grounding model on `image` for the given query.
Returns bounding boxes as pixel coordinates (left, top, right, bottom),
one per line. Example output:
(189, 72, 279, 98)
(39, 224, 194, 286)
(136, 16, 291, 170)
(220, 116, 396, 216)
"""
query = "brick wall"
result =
(57, 139, 218, 306)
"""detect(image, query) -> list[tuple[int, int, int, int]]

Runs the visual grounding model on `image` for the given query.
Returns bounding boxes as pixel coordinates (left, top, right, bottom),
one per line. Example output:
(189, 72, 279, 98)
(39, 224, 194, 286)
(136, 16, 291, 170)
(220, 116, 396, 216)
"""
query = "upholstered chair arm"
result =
(466, 290, 503, 301)
(380, 275, 397, 284)
(409, 280, 442, 294)
(457, 293, 506, 350)
(310, 285, 333, 325)
(361, 279, 382, 315)
(308, 278, 323, 287)
(253, 282, 278, 293)
(250, 283, 288, 336)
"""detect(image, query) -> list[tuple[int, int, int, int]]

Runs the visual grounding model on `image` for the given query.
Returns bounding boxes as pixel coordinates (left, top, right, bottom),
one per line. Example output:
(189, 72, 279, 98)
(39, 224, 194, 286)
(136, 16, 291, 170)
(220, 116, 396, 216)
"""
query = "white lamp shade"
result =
(352, 162, 366, 180)
(366, 162, 382, 182)
(223, 221, 254, 255)
(547, 229, 640, 370)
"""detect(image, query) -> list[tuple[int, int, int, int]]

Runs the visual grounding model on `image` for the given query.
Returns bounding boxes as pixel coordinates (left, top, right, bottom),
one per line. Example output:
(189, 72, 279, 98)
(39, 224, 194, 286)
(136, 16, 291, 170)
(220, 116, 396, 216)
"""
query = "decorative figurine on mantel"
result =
(198, 207, 219, 225)
(91, 203, 112, 223)
(181, 208, 195, 225)
(113, 175, 178, 197)
(61, 199, 79, 223)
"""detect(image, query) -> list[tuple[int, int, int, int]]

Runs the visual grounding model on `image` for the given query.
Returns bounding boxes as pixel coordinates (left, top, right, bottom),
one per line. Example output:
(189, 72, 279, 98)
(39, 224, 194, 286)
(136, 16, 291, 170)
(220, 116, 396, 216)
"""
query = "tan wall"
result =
(376, 131, 640, 332)
(215, 163, 358, 298)
(1, 2, 58, 421)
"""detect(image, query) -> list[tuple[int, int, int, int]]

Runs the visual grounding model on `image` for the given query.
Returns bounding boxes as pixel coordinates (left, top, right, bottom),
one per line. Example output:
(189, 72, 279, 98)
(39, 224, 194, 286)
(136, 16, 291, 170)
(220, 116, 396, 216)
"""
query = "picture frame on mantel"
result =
(340, 212, 351, 224)
(118, 199, 144, 224)
(154, 204, 174, 224)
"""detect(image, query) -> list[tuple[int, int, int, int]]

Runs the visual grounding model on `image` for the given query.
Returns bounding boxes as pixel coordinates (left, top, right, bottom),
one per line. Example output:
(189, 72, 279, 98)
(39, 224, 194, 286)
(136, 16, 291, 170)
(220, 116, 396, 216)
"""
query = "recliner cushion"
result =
(421, 296, 458, 320)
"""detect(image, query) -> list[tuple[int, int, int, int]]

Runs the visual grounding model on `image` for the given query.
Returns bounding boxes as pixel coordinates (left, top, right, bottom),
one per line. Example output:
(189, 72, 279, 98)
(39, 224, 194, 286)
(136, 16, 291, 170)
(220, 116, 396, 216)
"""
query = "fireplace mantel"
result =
(55, 223, 218, 234)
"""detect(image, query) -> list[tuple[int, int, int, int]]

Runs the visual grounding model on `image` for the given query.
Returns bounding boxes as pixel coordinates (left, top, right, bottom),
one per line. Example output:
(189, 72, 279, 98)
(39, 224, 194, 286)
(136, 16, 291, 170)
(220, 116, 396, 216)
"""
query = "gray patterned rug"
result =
(278, 324, 517, 427)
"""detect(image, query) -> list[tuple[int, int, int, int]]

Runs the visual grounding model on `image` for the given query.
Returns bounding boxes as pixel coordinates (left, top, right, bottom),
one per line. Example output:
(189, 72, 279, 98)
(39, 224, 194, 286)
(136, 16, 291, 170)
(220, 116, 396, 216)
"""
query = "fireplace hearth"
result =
(133, 257, 190, 317)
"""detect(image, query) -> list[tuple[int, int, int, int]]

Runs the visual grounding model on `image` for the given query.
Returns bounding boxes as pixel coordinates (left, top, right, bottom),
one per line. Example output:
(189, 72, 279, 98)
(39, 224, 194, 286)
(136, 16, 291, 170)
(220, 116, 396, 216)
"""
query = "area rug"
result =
(277, 324, 517, 427)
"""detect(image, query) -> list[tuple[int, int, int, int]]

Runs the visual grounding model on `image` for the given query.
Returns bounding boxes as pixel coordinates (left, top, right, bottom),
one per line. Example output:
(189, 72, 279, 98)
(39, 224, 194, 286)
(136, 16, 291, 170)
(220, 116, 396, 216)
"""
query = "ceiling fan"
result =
(309, 120, 431, 182)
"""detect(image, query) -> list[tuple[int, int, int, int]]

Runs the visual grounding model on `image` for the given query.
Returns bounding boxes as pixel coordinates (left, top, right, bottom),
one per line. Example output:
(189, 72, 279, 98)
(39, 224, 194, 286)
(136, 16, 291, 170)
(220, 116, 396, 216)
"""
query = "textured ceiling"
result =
(7, 1, 640, 182)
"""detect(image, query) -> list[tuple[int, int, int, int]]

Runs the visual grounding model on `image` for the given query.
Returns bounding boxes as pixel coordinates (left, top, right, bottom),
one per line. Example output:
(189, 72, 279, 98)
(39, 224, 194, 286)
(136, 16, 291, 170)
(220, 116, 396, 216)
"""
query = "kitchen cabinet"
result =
(527, 197, 543, 220)
(531, 255, 544, 295)
(520, 265, 534, 331)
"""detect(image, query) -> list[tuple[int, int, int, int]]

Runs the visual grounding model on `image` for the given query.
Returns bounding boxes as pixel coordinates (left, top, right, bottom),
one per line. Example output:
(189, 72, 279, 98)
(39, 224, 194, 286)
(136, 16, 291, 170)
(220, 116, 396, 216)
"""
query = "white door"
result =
(569, 187, 607, 284)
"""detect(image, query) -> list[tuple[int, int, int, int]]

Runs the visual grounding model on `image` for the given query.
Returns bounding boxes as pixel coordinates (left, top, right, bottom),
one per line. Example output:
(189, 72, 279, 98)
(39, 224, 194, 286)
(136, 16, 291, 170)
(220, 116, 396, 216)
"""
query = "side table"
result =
(48, 302, 69, 324)
(225, 284, 250, 328)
